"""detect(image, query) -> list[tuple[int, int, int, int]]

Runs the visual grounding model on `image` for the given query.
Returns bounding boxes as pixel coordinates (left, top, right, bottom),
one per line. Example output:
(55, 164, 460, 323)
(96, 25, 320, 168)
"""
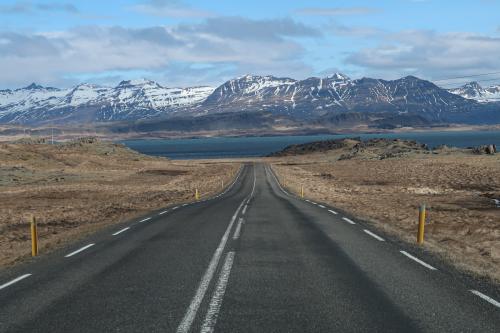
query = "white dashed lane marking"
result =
(0, 274, 32, 291)
(112, 227, 130, 236)
(328, 209, 338, 215)
(400, 251, 437, 271)
(342, 217, 356, 225)
(470, 290, 500, 308)
(65, 243, 95, 258)
(363, 229, 385, 242)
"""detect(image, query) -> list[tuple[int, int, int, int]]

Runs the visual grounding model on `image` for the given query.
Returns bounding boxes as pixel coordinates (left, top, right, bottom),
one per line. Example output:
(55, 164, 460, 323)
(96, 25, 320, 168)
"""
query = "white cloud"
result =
(132, 0, 213, 18)
(0, 1, 79, 14)
(0, 17, 319, 87)
(345, 30, 500, 80)
(296, 7, 380, 16)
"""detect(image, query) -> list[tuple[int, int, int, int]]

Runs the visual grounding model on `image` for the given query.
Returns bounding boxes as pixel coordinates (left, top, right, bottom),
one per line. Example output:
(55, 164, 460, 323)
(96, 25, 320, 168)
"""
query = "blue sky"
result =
(0, 0, 499, 89)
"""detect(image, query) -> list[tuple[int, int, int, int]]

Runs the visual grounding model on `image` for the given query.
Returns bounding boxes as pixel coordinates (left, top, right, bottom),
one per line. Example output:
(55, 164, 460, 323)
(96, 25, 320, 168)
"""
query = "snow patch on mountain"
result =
(448, 81, 500, 103)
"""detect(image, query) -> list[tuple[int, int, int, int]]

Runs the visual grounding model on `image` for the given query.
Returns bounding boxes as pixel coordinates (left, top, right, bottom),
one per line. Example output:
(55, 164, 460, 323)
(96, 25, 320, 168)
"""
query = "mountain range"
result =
(0, 74, 499, 127)
(0, 79, 213, 124)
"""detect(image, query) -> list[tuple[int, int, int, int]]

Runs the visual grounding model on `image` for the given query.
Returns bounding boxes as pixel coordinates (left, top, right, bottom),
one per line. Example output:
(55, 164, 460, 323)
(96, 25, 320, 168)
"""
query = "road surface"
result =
(0, 163, 499, 332)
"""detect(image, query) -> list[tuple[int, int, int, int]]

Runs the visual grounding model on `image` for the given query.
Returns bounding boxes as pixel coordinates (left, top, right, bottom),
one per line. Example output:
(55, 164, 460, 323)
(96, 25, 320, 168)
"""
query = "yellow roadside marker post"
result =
(30, 216, 38, 256)
(301, 186, 304, 198)
(417, 204, 426, 245)
(195, 188, 200, 200)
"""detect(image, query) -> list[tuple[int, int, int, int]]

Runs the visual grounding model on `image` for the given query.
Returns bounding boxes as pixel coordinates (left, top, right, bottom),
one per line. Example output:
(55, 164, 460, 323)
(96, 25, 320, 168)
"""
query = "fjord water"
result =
(121, 130, 500, 159)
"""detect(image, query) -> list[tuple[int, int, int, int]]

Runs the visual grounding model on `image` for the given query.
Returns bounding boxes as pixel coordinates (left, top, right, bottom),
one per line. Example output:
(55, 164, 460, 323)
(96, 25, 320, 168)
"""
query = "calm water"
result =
(121, 130, 500, 159)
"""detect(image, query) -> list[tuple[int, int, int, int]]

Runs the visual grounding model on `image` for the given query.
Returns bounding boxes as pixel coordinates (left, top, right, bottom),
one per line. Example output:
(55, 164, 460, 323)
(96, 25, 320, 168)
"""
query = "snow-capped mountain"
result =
(0, 79, 214, 124)
(448, 81, 500, 103)
(0, 73, 498, 125)
(202, 73, 478, 121)
(203, 74, 296, 105)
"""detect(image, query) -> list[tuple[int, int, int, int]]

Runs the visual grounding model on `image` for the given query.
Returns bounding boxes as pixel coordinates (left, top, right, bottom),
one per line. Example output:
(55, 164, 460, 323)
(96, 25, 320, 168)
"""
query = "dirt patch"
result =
(0, 139, 240, 268)
(137, 169, 189, 176)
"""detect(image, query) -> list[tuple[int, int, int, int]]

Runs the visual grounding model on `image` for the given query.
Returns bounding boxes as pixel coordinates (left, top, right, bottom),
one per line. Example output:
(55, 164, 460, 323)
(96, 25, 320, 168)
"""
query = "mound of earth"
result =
(269, 138, 430, 160)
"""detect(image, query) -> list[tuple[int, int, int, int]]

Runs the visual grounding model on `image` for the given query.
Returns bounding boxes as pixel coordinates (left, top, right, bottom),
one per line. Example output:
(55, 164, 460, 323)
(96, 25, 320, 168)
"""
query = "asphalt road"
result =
(0, 163, 499, 332)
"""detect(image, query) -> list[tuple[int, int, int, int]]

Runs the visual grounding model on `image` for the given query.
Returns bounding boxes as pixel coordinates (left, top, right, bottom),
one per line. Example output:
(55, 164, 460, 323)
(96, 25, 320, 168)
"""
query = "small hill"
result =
(269, 138, 430, 160)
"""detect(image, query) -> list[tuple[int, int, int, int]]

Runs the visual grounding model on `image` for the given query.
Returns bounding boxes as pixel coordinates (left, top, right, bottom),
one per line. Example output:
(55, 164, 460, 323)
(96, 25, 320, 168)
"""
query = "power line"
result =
(438, 77, 500, 87)
(433, 71, 500, 82)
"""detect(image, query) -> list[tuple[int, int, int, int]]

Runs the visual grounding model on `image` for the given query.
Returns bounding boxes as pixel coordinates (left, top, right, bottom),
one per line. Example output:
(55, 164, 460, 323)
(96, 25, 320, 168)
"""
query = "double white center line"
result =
(178, 166, 256, 332)
(233, 218, 244, 240)
(176, 198, 246, 333)
(200, 251, 236, 333)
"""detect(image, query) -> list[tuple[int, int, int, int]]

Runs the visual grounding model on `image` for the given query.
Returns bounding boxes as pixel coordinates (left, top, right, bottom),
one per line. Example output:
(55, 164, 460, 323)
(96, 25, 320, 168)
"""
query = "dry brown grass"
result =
(269, 147, 500, 282)
(0, 140, 240, 267)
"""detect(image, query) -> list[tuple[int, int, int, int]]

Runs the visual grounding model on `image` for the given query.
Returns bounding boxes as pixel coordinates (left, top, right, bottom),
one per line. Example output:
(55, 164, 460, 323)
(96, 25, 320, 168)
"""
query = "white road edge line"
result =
(65, 243, 95, 258)
(266, 165, 288, 197)
(158, 211, 168, 215)
(112, 227, 130, 236)
(318, 205, 325, 208)
(200, 251, 236, 333)
(176, 198, 246, 333)
(400, 251, 437, 271)
(140, 217, 152, 222)
(363, 229, 385, 241)
(172, 206, 179, 210)
(233, 218, 244, 240)
(342, 217, 356, 225)
(470, 290, 500, 308)
(242, 205, 248, 215)
(0, 274, 32, 291)
(328, 209, 338, 215)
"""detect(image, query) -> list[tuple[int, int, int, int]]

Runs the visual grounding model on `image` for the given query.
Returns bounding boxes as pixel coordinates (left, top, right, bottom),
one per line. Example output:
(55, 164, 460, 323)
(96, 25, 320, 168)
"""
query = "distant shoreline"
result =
(2, 123, 500, 143)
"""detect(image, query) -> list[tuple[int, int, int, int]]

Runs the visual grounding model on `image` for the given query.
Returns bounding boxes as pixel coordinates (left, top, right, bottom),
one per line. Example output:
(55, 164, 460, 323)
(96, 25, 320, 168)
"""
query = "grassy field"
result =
(0, 138, 240, 267)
